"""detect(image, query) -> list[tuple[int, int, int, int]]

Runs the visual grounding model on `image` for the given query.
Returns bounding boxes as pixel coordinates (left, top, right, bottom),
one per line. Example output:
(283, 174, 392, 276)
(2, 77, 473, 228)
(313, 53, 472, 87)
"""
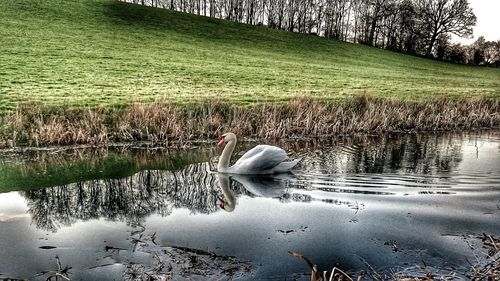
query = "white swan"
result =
(217, 133, 301, 174)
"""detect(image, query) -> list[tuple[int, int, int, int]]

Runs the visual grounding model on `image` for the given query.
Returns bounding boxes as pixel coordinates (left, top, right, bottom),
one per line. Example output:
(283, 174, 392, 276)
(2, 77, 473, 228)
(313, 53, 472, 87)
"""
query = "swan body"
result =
(217, 133, 301, 174)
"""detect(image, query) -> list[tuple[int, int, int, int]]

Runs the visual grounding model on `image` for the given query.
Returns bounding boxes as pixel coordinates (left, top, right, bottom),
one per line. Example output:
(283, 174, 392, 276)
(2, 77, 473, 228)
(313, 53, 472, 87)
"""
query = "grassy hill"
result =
(0, 0, 499, 112)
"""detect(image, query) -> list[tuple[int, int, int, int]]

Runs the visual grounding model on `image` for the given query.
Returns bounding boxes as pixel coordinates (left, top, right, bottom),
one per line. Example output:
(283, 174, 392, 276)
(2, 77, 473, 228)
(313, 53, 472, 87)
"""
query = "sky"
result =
(452, 0, 500, 44)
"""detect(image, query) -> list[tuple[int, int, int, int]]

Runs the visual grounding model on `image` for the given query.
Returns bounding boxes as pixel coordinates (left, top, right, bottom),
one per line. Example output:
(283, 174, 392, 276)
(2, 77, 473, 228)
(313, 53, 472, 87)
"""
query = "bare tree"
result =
(416, 0, 476, 57)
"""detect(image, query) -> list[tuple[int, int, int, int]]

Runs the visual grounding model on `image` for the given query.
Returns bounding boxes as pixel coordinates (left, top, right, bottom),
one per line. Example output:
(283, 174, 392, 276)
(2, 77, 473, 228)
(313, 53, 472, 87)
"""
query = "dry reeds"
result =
(0, 96, 498, 147)
(470, 234, 500, 281)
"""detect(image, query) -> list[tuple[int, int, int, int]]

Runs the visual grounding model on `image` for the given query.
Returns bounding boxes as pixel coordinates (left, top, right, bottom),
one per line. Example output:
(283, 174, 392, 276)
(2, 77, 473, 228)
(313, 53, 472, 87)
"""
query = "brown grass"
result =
(0, 96, 499, 148)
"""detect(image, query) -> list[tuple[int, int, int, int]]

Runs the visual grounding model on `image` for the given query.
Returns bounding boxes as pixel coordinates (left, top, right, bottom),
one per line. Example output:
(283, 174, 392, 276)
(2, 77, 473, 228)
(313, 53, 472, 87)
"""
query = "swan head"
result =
(216, 197, 235, 212)
(217, 132, 236, 146)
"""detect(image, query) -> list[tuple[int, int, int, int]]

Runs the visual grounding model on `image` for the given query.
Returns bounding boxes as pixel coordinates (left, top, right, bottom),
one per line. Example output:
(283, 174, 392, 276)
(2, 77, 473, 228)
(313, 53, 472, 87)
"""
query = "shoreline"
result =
(0, 128, 498, 153)
(1, 96, 499, 148)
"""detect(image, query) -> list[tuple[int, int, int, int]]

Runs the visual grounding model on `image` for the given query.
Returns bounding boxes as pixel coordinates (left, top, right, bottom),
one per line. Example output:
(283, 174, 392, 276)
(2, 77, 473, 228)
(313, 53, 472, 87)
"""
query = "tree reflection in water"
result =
(24, 162, 220, 231)
(294, 132, 465, 174)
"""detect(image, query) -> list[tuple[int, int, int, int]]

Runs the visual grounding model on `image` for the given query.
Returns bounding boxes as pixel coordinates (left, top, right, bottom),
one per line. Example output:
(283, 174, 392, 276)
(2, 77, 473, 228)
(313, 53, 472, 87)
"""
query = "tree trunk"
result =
(426, 32, 438, 57)
(317, 5, 322, 35)
(368, 16, 377, 44)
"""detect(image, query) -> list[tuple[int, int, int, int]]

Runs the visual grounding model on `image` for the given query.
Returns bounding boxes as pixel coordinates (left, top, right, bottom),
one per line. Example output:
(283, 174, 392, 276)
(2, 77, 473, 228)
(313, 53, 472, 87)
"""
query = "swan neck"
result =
(218, 139, 236, 172)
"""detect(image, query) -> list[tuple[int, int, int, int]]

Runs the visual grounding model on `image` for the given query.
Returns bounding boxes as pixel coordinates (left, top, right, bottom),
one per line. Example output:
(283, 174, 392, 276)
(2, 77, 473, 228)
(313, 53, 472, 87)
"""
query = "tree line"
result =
(121, 0, 500, 67)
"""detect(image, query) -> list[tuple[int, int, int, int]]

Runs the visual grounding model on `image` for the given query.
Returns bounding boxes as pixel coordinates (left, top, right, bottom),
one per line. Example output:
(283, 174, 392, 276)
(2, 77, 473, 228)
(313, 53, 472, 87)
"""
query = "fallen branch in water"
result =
(360, 258, 384, 281)
(482, 233, 500, 256)
(486, 234, 499, 253)
(289, 251, 353, 281)
(466, 234, 500, 281)
(45, 256, 72, 281)
(330, 266, 353, 281)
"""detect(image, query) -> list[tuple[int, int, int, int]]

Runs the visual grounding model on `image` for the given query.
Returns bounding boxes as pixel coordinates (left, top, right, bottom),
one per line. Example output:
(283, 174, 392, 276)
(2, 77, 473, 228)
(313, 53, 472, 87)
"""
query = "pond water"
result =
(0, 131, 499, 280)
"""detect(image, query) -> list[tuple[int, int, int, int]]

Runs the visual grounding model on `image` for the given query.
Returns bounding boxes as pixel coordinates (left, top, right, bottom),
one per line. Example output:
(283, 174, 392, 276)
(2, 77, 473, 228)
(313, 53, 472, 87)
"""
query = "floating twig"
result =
(487, 234, 499, 252)
(288, 251, 321, 280)
(330, 266, 353, 281)
(45, 256, 72, 281)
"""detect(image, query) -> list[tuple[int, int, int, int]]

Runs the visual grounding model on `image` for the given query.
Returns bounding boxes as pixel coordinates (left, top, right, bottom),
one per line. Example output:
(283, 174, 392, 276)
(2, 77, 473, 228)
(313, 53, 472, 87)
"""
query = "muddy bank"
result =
(0, 96, 498, 147)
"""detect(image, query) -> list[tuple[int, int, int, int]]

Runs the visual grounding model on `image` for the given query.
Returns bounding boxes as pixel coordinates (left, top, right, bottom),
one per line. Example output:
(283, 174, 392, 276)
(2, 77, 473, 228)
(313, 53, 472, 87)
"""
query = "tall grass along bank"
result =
(0, 97, 498, 148)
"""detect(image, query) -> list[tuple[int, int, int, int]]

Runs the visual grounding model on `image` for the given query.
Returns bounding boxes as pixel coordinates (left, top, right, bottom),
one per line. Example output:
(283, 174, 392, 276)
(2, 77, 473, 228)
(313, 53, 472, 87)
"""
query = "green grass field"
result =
(1, 0, 499, 112)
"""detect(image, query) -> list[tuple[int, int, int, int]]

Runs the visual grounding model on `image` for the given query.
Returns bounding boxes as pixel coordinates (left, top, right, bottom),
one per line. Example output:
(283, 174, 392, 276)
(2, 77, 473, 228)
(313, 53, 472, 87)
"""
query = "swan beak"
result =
(216, 198, 225, 209)
(217, 138, 225, 146)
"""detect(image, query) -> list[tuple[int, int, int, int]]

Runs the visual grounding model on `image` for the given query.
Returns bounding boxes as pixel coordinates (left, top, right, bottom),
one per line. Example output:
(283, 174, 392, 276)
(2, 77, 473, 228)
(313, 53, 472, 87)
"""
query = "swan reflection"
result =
(216, 174, 236, 212)
(216, 173, 294, 212)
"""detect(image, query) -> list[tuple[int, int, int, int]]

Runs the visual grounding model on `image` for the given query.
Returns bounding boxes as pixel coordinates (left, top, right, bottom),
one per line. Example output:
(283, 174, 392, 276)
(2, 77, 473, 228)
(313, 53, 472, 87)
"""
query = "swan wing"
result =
(272, 158, 302, 173)
(233, 145, 288, 172)
(235, 145, 286, 165)
(234, 145, 269, 164)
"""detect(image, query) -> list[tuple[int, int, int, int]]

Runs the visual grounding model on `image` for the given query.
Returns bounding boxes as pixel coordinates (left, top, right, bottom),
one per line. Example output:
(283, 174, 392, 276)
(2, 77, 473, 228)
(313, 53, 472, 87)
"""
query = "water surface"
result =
(0, 131, 499, 280)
